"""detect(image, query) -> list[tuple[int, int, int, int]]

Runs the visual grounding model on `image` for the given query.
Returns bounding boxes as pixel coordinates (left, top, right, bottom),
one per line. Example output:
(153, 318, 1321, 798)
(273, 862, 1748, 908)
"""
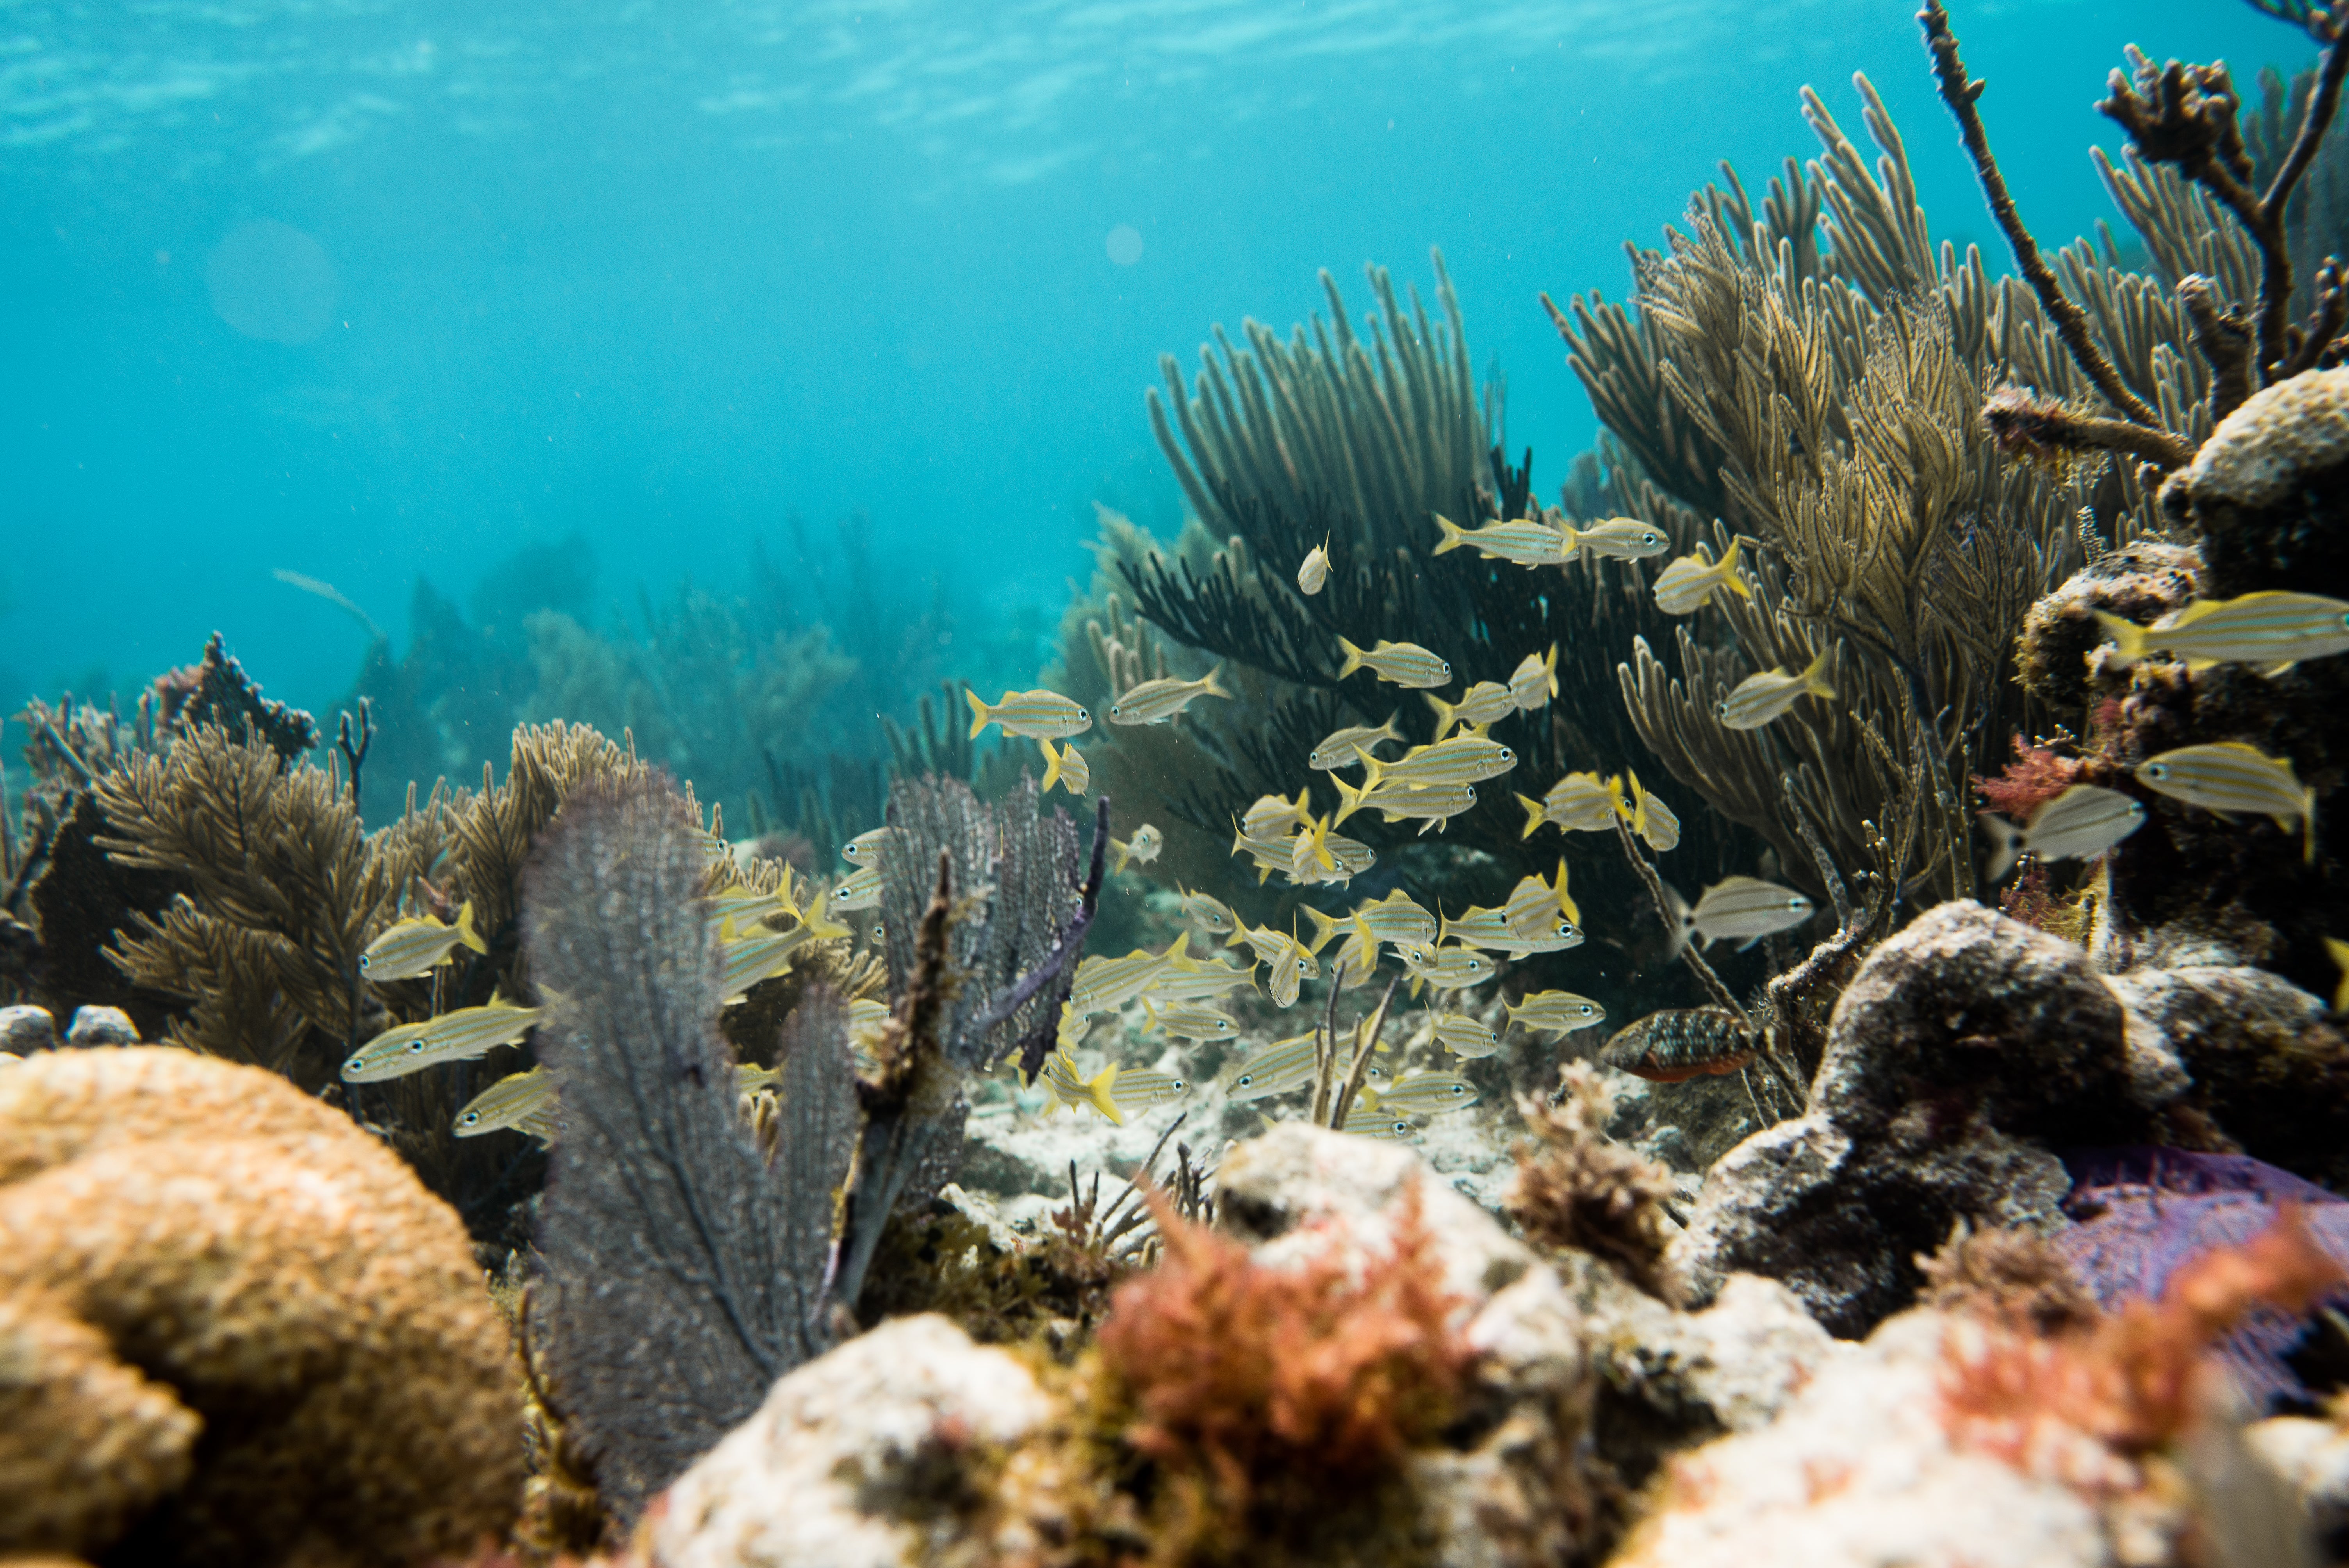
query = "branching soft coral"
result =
(1941, 1207, 2342, 1475)
(1093, 1184, 1470, 1564)
(1506, 1064, 1682, 1302)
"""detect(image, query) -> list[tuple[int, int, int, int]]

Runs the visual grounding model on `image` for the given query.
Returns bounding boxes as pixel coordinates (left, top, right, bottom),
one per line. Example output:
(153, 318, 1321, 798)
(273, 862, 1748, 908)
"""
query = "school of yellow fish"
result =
(338, 514, 2344, 1151)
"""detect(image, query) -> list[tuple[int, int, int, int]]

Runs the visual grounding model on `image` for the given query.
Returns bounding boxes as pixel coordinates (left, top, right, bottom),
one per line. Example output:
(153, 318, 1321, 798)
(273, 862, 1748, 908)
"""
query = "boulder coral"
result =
(0, 1046, 524, 1567)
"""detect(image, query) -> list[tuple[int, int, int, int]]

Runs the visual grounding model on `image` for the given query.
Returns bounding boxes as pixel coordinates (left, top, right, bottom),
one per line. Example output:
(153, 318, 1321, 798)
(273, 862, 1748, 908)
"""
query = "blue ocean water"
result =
(0, 0, 2306, 745)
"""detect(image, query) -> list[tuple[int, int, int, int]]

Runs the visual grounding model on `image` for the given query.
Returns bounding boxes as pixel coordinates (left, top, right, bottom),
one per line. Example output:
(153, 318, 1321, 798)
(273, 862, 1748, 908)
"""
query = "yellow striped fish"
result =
(1109, 1068, 1190, 1115)
(1039, 738, 1091, 796)
(1069, 934, 1191, 1017)
(1336, 636, 1452, 688)
(1399, 944, 1497, 991)
(1504, 861, 1579, 934)
(1715, 651, 1836, 730)
(2137, 742, 2318, 859)
(1110, 825, 1163, 873)
(1506, 991, 1608, 1036)
(1517, 772, 1626, 837)
(1040, 1051, 1124, 1124)
(1217, 1032, 1322, 1101)
(1309, 713, 1404, 770)
(359, 900, 488, 981)
(1342, 1107, 1419, 1140)
(1431, 513, 1568, 567)
(720, 925, 820, 1003)
(1508, 645, 1558, 710)
(1178, 886, 1239, 935)
(453, 1064, 554, 1137)
(1431, 1012, 1501, 1057)
(966, 686, 1092, 739)
(342, 992, 542, 1082)
(1563, 516, 1670, 559)
(1109, 666, 1232, 725)
(1298, 536, 1332, 595)
(1142, 998, 1239, 1042)
(1625, 771, 1681, 852)
(1331, 777, 1476, 833)
(1355, 734, 1517, 792)
(1650, 538, 1752, 615)
(1242, 789, 1313, 840)
(1145, 952, 1257, 1003)
(1363, 1071, 1481, 1114)
(840, 827, 898, 864)
(831, 865, 884, 911)
(2096, 591, 2349, 674)
(1426, 681, 1518, 739)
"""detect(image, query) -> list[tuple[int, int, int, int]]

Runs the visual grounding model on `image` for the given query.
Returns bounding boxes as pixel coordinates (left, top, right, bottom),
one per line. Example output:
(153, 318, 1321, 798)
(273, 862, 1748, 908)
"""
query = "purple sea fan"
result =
(2058, 1146, 2349, 1409)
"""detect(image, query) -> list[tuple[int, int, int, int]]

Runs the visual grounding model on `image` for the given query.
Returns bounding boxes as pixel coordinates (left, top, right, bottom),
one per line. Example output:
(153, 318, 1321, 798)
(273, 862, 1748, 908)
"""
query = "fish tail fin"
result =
(1661, 881, 1693, 963)
(1800, 648, 1837, 701)
(1424, 690, 1458, 739)
(1516, 792, 1546, 839)
(1431, 513, 1466, 554)
(1308, 812, 1335, 870)
(1981, 813, 2022, 884)
(1299, 904, 1342, 955)
(1039, 738, 1064, 792)
(1720, 536, 1752, 598)
(1378, 711, 1403, 744)
(1332, 774, 1367, 826)
(1112, 837, 1134, 874)
(1353, 746, 1387, 790)
(1199, 663, 1232, 702)
(2326, 936, 2349, 1014)
(2091, 610, 2147, 669)
(1551, 859, 1580, 927)
(966, 687, 994, 738)
(1337, 636, 1367, 678)
(1542, 643, 1559, 698)
(1086, 1064, 1125, 1125)
(1627, 769, 1650, 840)
(455, 898, 488, 954)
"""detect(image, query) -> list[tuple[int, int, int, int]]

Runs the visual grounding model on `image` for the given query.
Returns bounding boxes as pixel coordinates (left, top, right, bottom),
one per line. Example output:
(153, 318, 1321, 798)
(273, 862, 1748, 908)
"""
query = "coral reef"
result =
(0, 1046, 522, 1567)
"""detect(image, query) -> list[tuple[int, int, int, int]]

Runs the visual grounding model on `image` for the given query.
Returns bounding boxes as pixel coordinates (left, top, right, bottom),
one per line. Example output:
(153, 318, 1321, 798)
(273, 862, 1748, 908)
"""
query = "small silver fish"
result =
(1363, 1070, 1480, 1114)
(1670, 876, 1814, 954)
(1332, 778, 1476, 834)
(966, 686, 1092, 739)
(1267, 945, 1312, 1009)
(1399, 944, 1497, 991)
(1142, 998, 1239, 1042)
(1357, 735, 1517, 792)
(342, 993, 543, 1082)
(1242, 789, 1312, 840)
(720, 925, 820, 1002)
(1337, 636, 1452, 689)
(1069, 934, 1191, 1016)
(1508, 645, 1559, 711)
(1039, 738, 1092, 797)
(1431, 513, 1568, 567)
(359, 899, 488, 981)
(2137, 742, 2318, 859)
(1298, 536, 1332, 595)
(1110, 824, 1164, 873)
(1110, 1067, 1190, 1114)
(1599, 1007, 1759, 1082)
(1506, 991, 1607, 1037)
(1715, 651, 1837, 731)
(840, 828, 898, 864)
(2096, 590, 2349, 674)
(1332, 925, 1381, 988)
(1352, 890, 1439, 950)
(1309, 713, 1405, 770)
(1650, 538, 1752, 615)
(1145, 953, 1258, 1003)
(1563, 516, 1671, 559)
(1426, 681, 1519, 740)
(1444, 905, 1581, 956)
(1217, 1032, 1322, 1101)
(1625, 771, 1681, 852)
(453, 1064, 555, 1137)
(1323, 832, 1376, 875)
(1431, 1011, 1502, 1057)
(1179, 886, 1239, 935)
(1503, 861, 1578, 934)
(1040, 1051, 1124, 1123)
(1342, 1107, 1420, 1140)
(1109, 666, 1232, 725)
(1981, 782, 2146, 882)
(847, 997, 891, 1032)
(831, 865, 884, 911)
(1516, 772, 1625, 837)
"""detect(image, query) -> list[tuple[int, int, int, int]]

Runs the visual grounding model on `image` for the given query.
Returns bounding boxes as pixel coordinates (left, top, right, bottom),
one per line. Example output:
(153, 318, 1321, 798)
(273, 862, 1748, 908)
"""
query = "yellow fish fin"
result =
(1299, 904, 1343, 955)
(1550, 860, 1579, 928)
(1336, 635, 1368, 679)
(456, 899, 488, 955)
(1431, 513, 1465, 554)
(1112, 837, 1134, 874)
(1515, 792, 1546, 839)
(2326, 936, 2349, 1014)
(1039, 738, 1064, 792)
(2091, 610, 2148, 668)
(2169, 599, 2224, 625)
(1798, 648, 1837, 701)
(966, 686, 994, 739)
(1719, 536, 1752, 598)
(1199, 663, 1232, 702)
(1424, 689, 1458, 739)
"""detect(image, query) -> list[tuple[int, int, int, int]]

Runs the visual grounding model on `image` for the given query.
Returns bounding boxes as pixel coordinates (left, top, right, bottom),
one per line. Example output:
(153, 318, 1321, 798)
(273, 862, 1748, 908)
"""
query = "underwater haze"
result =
(0, 0, 2301, 740)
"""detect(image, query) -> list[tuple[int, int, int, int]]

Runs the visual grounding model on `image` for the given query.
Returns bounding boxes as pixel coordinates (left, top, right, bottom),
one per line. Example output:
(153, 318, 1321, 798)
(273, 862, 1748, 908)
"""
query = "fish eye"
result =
(1172, 1078, 1187, 1090)
(344, 1056, 365, 1073)
(460, 1112, 479, 1128)
(1078, 707, 1091, 720)
(1237, 1072, 1255, 1087)
(358, 954, 373, 971)
(407, 1039, 426, 1053)
(1499, 747, 1515, 762)
(1714, 700, 1732, 718)
(1787, 897, 1806, 910)
(1576, 1004, 1594, 1017)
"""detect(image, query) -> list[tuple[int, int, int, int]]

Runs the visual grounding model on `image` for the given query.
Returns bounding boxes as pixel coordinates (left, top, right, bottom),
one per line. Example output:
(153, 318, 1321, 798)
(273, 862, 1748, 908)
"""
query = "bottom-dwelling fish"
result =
(1598, 1007, 1760, 1082)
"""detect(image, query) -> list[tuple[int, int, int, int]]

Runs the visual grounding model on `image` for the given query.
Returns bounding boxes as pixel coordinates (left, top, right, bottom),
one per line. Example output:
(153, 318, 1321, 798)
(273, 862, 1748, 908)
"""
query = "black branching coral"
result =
(523, 772, 856, 1519)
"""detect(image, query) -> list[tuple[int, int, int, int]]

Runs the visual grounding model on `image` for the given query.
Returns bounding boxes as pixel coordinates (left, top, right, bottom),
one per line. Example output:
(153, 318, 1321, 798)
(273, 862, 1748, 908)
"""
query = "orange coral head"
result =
(1096, 1182, 1472, 1528)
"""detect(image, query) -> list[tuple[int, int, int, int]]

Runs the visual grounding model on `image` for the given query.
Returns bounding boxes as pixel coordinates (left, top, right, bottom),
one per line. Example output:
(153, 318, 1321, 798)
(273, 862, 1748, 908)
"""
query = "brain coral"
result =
(0, 1046, 524, 1567)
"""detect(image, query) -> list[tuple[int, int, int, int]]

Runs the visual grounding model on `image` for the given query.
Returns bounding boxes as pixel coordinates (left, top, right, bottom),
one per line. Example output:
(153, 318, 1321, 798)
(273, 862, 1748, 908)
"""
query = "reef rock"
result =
(63, 1003, 138, 1045)
(2160, 364, 2349, 599)
(1673, 902, 2171, 1337)
(0, 1002, 58, 1055)
(642, 1314, 1059, 1568)
(0, 1046, 523, 1567)
(1611, 1309, 2121, 1568)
